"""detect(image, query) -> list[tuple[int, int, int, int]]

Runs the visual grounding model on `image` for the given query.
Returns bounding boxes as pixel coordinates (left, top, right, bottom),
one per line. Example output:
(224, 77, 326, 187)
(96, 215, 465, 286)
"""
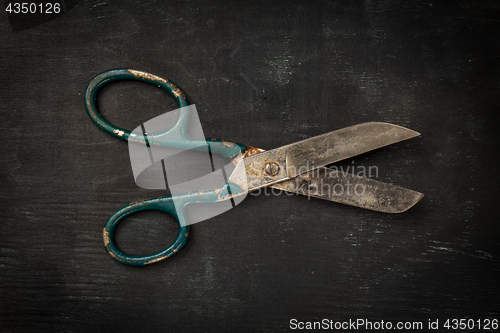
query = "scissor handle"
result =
(84, 68, 246, 158)
(103, 195, 188, 266)
(86, 69, 251, 265)
(103, 183, 240, 266)
(85, 68, 188, 141)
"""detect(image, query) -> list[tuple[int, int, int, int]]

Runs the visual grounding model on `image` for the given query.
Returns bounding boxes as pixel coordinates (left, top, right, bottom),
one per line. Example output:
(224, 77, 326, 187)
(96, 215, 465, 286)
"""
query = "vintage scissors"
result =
(85, 68, 423, 266)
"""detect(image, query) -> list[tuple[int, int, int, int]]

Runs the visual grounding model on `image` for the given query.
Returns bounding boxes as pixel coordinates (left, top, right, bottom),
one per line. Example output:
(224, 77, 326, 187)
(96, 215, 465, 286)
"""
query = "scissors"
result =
(85, 68, 423, 266)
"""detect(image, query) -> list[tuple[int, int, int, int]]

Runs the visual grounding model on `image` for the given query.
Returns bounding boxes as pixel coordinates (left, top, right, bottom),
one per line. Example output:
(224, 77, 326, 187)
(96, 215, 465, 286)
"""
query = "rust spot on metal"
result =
(172, 249, 178, 253)
(198, 190, 204, 195)
(127, 69, 167, 83)
(185, 232, 189, 237)
(221, 139, 235, 147)
(241, 146, 265, 158)
(244, 163, 264, 178)
(103, 228, 110, 247)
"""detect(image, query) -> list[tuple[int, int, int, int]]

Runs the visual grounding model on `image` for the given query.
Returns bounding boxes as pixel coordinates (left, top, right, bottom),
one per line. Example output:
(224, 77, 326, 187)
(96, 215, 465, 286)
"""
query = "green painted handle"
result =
(103, 183, 241, 266)
(84, 68, 188, 141)
(85, 69, 250, 265)
(103, 195, 189, 266)
(84, 68, 246, 158)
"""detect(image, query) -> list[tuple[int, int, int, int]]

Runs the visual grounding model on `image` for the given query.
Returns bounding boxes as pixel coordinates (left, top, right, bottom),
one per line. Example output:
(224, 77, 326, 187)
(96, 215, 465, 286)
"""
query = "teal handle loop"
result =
(103, 195, 189, 266)
(84, 68, 247, 158)
(84, 68, 188, 141)
(103, 183, 243, 266)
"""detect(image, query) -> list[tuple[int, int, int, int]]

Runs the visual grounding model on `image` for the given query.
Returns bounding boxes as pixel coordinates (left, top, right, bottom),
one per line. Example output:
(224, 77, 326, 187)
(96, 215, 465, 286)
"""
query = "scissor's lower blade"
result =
(269, 167, 423, 213)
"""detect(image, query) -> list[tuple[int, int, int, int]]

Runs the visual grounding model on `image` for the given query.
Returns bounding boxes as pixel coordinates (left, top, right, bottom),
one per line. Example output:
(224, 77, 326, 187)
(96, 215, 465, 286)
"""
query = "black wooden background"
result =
(1, 1, 499, 332)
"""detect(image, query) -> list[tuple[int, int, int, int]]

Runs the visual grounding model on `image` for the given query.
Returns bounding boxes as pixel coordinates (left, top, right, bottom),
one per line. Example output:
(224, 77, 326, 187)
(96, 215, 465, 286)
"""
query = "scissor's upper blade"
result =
(230, 122, 419, 191)
(285, 122, 420, 178)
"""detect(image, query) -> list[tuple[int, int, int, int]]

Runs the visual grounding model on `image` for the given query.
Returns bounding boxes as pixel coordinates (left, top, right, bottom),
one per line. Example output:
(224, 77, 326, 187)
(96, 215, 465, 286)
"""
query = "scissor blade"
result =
(270, 166, 424, 213)
(232, 122, 419, 191)
(285, 122, 420, 178)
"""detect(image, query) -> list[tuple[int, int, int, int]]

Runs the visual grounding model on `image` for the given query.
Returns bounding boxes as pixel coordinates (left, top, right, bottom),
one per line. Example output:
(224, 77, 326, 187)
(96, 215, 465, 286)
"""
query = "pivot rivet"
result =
(265, 162, 280, 176)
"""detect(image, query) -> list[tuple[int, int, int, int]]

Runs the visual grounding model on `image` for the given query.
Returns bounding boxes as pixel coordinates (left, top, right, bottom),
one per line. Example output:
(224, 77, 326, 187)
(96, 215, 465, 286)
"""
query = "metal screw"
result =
(265, 162, 280, 176)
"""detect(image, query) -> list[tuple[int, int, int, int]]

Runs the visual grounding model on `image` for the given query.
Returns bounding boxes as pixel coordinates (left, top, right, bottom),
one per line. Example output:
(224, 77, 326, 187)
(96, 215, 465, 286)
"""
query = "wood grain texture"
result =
(1, 0, 499, 331)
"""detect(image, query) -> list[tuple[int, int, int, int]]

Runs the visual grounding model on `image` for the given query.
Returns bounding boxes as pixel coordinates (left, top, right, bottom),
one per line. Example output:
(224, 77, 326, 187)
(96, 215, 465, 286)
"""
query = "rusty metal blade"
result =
(230, 122, 420, 191)
(270, 167, 424, 213)
(285, 122, 420, 178)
